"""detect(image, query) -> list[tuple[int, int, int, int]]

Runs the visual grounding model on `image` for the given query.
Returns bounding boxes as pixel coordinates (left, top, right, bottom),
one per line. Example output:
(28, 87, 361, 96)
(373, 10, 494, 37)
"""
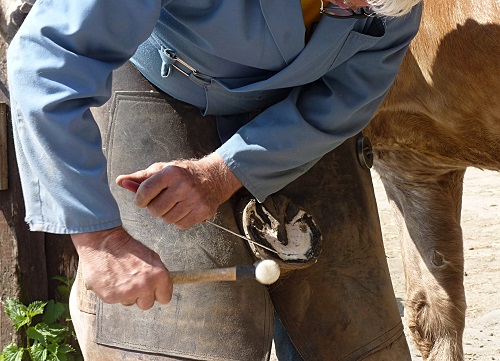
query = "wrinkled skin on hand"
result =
(71, 226, 173, 310)
(70, 154, 240, 309)
(116, 152, 242, 229)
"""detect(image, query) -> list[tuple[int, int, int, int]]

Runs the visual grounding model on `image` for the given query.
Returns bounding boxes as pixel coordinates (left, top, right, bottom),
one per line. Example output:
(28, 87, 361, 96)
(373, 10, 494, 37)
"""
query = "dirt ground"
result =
(374, 168, 500, 360)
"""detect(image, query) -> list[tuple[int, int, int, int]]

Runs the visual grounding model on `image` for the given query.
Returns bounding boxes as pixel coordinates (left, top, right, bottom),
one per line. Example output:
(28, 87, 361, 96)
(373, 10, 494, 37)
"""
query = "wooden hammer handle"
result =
(170, 265, 256, 284)
(170, 267, 237, 284)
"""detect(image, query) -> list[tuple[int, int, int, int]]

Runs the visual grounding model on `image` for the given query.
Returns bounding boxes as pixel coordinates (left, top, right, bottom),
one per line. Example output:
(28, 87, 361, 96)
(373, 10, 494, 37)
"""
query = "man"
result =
(7, 0, 422, 359)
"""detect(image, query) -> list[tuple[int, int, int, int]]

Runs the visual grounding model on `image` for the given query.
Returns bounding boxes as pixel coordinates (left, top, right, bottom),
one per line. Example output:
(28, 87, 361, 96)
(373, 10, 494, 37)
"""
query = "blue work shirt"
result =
(7, 0, 422, 234)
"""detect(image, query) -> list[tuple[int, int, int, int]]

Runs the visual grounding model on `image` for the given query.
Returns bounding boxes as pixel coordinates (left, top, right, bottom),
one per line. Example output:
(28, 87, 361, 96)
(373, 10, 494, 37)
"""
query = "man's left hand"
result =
(116, 153, 242, 229)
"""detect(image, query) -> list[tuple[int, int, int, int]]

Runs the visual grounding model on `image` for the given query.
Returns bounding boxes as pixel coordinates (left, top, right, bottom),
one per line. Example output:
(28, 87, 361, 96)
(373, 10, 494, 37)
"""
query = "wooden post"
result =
(0, 211, 19, 347)
(0, 103, 7, 190)
(0, 101, 49, 348)
(0, 99, 78, 349)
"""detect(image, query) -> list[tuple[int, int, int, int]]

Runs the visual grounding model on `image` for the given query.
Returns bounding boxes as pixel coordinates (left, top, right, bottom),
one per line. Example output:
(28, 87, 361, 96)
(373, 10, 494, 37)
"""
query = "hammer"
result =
(170, 259, 280, 285)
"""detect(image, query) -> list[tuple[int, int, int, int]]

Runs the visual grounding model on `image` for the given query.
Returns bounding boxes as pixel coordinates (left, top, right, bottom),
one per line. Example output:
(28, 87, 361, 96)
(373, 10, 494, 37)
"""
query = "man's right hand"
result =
(71, 226, 172, 310)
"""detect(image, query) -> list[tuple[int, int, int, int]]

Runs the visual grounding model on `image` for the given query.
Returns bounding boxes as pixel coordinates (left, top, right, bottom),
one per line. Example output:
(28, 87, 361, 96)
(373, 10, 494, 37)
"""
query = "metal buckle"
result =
(164, 49, 198, 77)
(19, 2, 33, 13)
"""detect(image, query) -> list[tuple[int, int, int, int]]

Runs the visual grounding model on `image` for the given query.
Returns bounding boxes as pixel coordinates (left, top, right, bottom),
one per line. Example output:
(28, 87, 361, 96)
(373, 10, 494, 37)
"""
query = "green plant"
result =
(1, 277, 83, 361)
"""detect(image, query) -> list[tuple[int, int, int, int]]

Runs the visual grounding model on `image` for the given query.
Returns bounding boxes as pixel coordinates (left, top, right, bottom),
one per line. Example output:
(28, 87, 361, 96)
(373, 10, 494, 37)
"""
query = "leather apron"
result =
(77, 62, 406, 361)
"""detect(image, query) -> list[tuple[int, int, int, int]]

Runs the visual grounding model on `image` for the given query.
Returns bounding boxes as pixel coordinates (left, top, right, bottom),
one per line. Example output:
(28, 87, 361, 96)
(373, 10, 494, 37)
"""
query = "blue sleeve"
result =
(7, 0, 164, 233)
(216, 6, 422, 202)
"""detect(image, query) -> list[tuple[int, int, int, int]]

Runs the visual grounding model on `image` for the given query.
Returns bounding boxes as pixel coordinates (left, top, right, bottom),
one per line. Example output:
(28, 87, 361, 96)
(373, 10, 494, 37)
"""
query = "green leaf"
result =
(46, 344, 70, 361)
(56, 345, 74, 355)
(42, 301, 65, 325)
(44, 343, 74, 361)
(61, 303, 71, 321)
(30, 343, 48, 361)
(52, 276, 69, 284)
(4, 299, 30, 330)
(27, 301, 47, 319)
(56, 286, 70, 301)
(27, 326, 47, 346)
(52, 351, 67, 361)
(52, 277, 74, 289)
(53, 278, 68, 300)
(1, 343, 24, 361)
(27, 322, 69, 347)
(53, 276, 74, 302)
(46, 344, 58, 355)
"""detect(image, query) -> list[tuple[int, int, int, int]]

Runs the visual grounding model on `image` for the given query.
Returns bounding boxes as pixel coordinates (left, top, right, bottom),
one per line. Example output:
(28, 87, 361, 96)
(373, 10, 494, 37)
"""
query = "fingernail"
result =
(122, 180, 140, 193)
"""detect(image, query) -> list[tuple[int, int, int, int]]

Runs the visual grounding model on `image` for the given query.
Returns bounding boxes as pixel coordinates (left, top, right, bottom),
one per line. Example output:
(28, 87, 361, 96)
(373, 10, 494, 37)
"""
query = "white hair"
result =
(366, 0, 422, 17)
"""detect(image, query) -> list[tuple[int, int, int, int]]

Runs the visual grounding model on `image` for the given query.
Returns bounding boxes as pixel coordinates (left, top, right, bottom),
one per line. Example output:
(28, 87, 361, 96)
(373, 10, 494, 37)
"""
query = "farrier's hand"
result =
(116, 153, 242, 229)
(71, 226, 172, 310)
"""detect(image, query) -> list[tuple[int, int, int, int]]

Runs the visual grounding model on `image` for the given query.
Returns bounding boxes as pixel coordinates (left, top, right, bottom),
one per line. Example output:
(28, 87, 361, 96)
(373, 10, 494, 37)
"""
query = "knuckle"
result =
(99, 290, 116, 304)
(137, 296, 155, 310)
(137, 302, 153, 311)
(161, 213, 174, 224)
(150, 252, 164, 264)
(158, 294, 173, 305)
(176, 223, 190, 230)
(175, 218, 195, 230)
(152, 267, 168, 280)
(148, 205, 163, 218)
(150, 162, 165, 172)
(198, 205, 215, 220)
(134, 195, 147, 208)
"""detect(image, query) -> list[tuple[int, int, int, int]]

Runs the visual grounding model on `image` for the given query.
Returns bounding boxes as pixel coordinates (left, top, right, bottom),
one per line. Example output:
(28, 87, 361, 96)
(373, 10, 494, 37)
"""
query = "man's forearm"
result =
(197, 152, 243, 204)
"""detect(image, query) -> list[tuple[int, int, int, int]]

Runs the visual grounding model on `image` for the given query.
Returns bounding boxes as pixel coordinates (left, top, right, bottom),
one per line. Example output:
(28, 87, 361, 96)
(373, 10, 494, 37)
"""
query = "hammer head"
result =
(254, 259, 280, 285)
(236, 259, 280, 285)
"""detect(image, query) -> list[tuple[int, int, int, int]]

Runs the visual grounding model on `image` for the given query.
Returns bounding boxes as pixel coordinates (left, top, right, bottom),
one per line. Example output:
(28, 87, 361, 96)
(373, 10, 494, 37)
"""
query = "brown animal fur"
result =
(364, 0, 500, 359)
